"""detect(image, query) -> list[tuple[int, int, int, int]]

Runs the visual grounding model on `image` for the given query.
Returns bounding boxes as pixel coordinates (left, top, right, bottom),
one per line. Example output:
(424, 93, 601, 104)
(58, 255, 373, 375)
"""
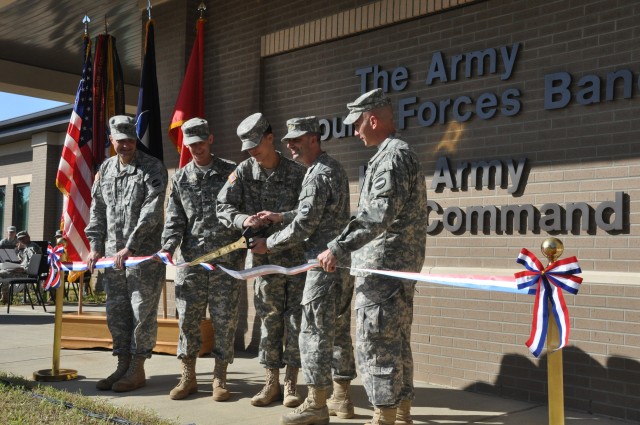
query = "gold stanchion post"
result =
(78, 272, 84, 315)
(34, 243, 78, 382)
(540, 237, 565, 425)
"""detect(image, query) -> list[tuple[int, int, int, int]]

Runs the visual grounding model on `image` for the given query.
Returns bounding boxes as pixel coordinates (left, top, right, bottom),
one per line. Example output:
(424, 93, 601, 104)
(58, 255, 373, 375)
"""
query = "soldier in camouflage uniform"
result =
(0, 225, 17, 249)
(160, 118, 245, 402)
(216, 113, 307, 408)
(0, 231, 42, 302)
(86, 115, 168, 393)
(251, 117, 357, 425)
(318, 89, 428, 425)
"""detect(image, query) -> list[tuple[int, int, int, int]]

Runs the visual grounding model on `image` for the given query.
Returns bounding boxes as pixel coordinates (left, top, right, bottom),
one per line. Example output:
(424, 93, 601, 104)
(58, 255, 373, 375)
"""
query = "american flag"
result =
(55, 37, 94, 262)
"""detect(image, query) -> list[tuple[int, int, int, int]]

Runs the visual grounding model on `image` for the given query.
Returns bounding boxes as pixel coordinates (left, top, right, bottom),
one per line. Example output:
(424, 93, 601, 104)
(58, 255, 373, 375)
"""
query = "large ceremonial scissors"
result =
(187, 226, 265, 266)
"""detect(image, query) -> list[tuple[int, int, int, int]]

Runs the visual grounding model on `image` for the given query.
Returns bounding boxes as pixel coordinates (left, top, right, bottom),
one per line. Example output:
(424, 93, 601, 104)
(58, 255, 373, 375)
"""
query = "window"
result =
(0, 186, 4, 232)
(13, 183, 29, 232)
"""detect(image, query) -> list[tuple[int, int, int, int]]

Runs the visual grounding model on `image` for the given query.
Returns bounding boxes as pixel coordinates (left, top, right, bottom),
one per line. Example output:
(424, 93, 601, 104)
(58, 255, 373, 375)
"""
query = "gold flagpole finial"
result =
(198, 1, 207, 19)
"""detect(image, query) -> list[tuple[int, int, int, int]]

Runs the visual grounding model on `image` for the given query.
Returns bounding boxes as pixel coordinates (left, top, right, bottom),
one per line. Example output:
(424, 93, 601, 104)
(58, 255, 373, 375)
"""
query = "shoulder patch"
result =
(373, 176, 387, 191)
(228, 171, 237, 185)
(299, 203, 311, 216)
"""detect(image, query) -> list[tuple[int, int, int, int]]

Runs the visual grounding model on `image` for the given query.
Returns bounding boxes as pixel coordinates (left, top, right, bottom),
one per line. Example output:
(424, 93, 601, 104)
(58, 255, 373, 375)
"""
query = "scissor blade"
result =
(187, 236, 247, 266)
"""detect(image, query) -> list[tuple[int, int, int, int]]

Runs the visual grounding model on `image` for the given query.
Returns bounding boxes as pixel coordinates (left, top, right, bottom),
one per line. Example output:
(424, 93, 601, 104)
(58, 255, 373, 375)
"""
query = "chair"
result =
(0, 253, 48, 313)
(64, 269, 93, 301)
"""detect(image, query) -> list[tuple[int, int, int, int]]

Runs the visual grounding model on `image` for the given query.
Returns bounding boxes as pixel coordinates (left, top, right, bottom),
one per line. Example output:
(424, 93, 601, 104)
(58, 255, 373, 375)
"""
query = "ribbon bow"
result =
(515, 248, 582, 357)
(44, 244, 66, 291)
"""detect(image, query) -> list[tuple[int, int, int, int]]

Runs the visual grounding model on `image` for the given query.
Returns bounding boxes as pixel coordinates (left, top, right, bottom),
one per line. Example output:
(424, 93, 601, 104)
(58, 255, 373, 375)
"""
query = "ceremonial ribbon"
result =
(515, 248, 582, 357)
(44, 244, 65, 290)
(56, 251, 216, 274)
(47, 246, 582, 359)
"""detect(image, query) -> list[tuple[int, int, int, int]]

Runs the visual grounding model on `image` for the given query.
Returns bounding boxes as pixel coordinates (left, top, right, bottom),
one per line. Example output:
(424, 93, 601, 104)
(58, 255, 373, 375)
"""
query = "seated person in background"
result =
(0, 226, 17, 249)
(0, 230, 43, 303)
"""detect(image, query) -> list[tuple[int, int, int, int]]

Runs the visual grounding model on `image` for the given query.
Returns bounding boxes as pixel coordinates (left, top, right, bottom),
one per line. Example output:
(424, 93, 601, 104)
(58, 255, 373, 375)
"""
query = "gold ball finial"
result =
(541, 237, 564, 263)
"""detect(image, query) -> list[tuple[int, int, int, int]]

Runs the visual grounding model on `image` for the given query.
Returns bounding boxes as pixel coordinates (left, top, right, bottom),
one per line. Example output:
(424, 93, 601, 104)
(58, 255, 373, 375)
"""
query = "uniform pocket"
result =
(357, 304, 381, 340)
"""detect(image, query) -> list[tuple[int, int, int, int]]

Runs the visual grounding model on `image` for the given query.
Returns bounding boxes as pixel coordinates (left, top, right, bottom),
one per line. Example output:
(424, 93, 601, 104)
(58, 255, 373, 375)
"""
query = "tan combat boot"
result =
(251, 368, 282, 406)
(96, 353, 130, 390)
(326, 380, 354, 419)
(112, 355, 147, 392)
(365, 406, 397, 425)
(280, 385, 329, 425)
(395, 399, 414, 425)
(212, 359, 230, 401)
(169, 357, 198, 400)
(283, 365, 303, 407)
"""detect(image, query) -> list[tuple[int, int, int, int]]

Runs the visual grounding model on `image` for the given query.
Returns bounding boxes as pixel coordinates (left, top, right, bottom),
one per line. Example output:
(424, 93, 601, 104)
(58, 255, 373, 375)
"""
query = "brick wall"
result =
(154, 0, 640, 420)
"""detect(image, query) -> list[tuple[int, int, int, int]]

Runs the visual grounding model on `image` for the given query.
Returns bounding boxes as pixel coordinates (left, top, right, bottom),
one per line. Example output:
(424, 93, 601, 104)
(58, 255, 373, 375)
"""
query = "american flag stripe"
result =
(56, 37, 94, 263)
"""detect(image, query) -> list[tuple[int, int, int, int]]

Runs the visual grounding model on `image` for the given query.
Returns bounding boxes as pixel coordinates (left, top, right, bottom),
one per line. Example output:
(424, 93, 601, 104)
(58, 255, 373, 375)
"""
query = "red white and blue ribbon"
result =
(349, 267, 530, 294)
(44, 244, 65, 290)
(46, 245, 582, 359)
(217, 262, 318, 280)
(55, 252, 216, 273)
(515, 248, 582, 357)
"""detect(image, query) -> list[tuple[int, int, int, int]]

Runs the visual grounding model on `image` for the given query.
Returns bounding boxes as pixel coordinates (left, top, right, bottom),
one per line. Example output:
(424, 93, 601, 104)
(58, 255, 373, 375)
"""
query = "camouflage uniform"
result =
(328, 135, 427, 407)
(19, 241, 42, 267)
(86, 149, 167, 358)
(0, 238, 16, 249)
(266, 151, 356, 388)
(162, 155, 244, 362)
(217, 152, 306, 369)
(0, 241, 42, 299)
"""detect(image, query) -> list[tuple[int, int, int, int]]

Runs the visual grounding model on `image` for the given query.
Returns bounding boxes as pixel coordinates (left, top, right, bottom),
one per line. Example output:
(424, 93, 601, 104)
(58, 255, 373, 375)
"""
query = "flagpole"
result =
(34, 16, 93, 382)
(541, 237, 565, 425)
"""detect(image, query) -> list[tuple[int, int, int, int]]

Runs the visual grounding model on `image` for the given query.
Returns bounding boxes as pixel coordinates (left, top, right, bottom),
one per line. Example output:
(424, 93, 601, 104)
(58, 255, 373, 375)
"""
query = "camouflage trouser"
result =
(355, 277, 415, 407)
(104, 260, 165, 357)
(254, 272, 304, 368)
(175, 266, 241, 362)
(300, 269, 356, 388)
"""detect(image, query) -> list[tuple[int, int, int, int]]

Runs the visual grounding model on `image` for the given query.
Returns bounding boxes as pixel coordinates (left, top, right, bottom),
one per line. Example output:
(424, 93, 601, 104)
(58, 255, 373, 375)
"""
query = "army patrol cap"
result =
(16, 231, 29, 240)
(181, 118, 210, 146)
(109, 115, 137, 141)
(282, 116, 320, 141)
(7, 226, 16, 232)
(237, 112, 270, 152)
(343, 88, 392, 125)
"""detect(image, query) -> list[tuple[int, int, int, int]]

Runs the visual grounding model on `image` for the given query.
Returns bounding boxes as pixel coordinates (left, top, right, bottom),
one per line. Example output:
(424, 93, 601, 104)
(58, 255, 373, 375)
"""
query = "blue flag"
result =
(136, 19, 163, 161)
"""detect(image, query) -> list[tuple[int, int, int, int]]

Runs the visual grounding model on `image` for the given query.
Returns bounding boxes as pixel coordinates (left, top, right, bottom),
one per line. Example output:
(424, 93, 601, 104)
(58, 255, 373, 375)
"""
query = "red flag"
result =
(168, 18, 205, 168)
(56, 36, 94, 262)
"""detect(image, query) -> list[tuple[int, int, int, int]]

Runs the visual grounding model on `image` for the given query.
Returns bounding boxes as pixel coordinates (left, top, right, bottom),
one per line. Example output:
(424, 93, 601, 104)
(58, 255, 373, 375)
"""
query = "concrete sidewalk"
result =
(0, 305, 630, 425)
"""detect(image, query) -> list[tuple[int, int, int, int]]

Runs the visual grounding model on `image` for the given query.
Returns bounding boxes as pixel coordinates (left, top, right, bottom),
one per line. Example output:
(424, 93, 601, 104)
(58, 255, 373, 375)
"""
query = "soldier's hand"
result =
(87, 250, 102, 273)
(250, 238, 269, 254)
(317, 249, 337, 272)
(114, 247, 133, 270)
(243, 215, 266, 229)
(257, 210, 283, 224)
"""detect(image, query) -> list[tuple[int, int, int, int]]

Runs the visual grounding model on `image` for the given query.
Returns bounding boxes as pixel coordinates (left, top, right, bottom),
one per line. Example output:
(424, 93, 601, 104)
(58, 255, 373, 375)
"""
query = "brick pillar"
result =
(31, 132, 62, 242)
